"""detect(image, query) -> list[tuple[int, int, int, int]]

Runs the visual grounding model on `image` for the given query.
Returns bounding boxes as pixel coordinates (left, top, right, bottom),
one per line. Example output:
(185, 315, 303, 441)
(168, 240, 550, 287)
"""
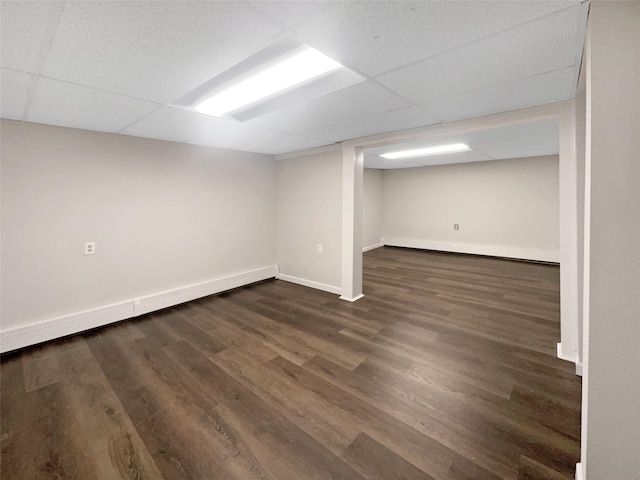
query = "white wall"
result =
(1, 120, 276, 330)
(363, 168, 383, 250)
(275, 150, 343, 293)
(581, 2, 640, 479)
(575, 51, 587, 370)
(381, 155, 560, 262)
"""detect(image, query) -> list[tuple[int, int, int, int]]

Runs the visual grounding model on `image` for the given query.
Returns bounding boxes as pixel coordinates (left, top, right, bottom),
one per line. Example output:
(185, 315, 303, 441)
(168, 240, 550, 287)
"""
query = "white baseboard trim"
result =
(339, 293, 365, 302)
(133, 265, 278, 316)
(557, 342, 578, 363)
(557, 343, 583, 377)
(276, 273, 342, 295)
(383, 237, 559, 263)
(362, 242, 383, 253)
(0, 265, 278, 354)
(0, 301, 135, 355)
(555, 344, 583, 377)
(575, 462, 584, 480)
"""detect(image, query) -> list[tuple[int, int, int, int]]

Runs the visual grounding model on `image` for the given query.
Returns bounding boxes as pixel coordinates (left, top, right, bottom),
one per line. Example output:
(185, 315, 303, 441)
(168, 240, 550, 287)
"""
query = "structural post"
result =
(558, 102, 581, 369)
(340, 145, 364, 302)
(579, 3, 640, 478)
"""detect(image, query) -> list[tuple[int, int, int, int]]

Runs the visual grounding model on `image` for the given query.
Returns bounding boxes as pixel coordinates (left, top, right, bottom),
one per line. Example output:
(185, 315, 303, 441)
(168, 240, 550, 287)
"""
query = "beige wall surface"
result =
(582, 2, 640, 479)
(363, 168, 383, 249)
(575, 51, 587, 369)
(1, 120, 276, 329)
(276, 150, 342, 290)
(381, 155, 560, 262)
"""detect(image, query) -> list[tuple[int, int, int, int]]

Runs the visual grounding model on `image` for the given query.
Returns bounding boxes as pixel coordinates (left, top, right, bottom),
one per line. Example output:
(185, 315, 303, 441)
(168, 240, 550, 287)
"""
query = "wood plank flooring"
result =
(1, 247, 582, 479)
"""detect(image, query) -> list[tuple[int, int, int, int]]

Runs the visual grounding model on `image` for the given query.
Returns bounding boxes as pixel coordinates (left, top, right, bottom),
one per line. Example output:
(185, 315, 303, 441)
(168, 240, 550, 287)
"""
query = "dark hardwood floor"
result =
(1, 247, 582, 479)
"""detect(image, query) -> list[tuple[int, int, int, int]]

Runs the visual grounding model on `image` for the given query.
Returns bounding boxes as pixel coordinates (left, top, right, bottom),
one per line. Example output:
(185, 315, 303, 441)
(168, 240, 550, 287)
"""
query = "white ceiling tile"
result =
(247, 1, 330, 26)
(185, 120, 287, 152)
(476, 143, 559, 161)
(0, 1, 64, 72)
(122, 106, 286, 150)
(247, 81, 410, 134)
(42, 2, 283, 103)
(28, 77, 160, 133)
(121, 107, 209, 143)
(245, 134, 333, 155)
(408, 152, 494, 168)
(465, 120, 559, 159)
(303, 106, 441, 143)
(376, 6, 583, 105)
(421, 67, 576, 123)
(286, 1, 581, 77)
(1, 68, 32, 120)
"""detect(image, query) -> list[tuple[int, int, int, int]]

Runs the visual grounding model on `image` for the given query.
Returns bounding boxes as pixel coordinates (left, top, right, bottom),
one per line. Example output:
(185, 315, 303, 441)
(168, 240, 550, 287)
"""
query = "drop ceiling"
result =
(364, 119, 560, 169)
(1, 1, 588, 162)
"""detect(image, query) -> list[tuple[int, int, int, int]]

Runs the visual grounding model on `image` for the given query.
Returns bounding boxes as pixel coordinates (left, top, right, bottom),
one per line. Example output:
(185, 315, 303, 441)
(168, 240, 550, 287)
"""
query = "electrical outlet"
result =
(84, 242, 96, 255)
(454, 224, 459, 230)
(317, 244, 323, 254)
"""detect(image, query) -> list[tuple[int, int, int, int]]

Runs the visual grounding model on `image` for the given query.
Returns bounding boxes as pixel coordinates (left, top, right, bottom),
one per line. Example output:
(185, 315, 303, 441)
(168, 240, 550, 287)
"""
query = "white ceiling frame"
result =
(275, 100, 569, 161)
(332, 100, 581, 378)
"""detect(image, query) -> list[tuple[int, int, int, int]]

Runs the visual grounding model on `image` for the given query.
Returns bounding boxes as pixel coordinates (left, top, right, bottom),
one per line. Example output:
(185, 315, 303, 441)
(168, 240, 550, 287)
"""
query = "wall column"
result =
(579, 2, 640, 478)
(340, 145, 364, 301)
(558, 102, 581, 370)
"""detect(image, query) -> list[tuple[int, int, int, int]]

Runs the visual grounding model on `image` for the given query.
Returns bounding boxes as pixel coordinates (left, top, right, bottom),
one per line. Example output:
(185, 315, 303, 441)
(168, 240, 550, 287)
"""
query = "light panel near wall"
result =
(173, 37, 366, 122)
(381, 143, 471, 159)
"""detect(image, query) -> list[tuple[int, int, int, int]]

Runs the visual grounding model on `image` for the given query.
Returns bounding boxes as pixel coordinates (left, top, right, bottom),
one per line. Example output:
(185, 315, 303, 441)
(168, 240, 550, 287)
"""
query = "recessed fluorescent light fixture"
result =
(381, 143, 471, 159)
(196, 47, 341, 117)
(173, 37, 365, 122)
